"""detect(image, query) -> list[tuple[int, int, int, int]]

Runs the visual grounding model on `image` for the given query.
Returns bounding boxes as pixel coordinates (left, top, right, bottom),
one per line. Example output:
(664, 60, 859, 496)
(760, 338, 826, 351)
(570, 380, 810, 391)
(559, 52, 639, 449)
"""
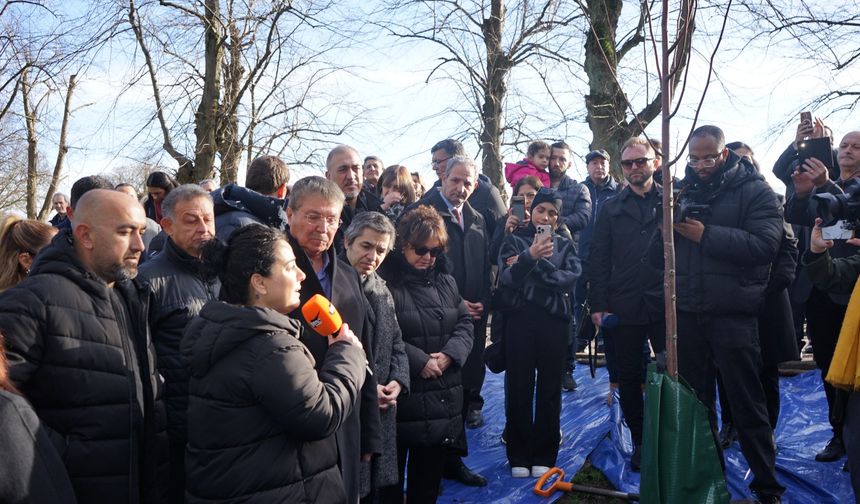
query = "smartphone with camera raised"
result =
(821, 220, 854, 241)
(511, 196, 525, 221)
(535, 224, 555, 250)
(800, 111, 813, 129)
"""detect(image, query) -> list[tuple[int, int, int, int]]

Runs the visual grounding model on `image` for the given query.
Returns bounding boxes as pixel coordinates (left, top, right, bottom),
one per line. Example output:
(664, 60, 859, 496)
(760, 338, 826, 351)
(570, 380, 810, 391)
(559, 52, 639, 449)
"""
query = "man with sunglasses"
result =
(651, 125, 785, 503)
(419, 154, 491, 487)
(589, 137, 665, 471)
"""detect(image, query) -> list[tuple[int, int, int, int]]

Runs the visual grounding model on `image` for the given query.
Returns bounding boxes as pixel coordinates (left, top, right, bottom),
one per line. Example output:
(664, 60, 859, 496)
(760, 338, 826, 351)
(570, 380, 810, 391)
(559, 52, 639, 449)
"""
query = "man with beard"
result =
(651, 125, 784, 503)
(326, 145, 383, 254)
(0, 189, 168, 503)
(137, 185, 220, 504)
(548, 141, 592, 391)
(588, 137, 664, 470)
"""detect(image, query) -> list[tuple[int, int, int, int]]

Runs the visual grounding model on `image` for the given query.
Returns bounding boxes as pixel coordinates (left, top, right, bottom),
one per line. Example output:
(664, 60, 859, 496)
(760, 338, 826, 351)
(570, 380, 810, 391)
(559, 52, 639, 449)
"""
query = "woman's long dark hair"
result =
(200, 224, 285, 305)
(146, 171, 178, 193)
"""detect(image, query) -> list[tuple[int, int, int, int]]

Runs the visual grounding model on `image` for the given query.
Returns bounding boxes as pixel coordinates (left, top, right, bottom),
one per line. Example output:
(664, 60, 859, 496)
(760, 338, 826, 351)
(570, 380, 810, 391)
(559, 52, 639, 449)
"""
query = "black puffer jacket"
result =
(0, 230, 168, 504)
(137, 238, 220, 441)
(497, 225, 581, 320)
(378, 254, 473, 452)
(182, 301, 366, 503)
(650, 152, 783, 314)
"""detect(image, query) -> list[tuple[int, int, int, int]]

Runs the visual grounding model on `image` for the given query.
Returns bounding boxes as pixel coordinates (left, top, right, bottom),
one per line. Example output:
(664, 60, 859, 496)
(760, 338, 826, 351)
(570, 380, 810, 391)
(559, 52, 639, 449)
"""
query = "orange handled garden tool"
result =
(533, 467, 640, 501)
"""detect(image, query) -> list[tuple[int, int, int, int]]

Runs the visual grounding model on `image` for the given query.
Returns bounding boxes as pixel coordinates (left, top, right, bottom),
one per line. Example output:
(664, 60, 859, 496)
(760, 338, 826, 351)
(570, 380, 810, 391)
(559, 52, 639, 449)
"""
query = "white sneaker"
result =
(511, 466, 530, 478)
(531, 466, 551, 478)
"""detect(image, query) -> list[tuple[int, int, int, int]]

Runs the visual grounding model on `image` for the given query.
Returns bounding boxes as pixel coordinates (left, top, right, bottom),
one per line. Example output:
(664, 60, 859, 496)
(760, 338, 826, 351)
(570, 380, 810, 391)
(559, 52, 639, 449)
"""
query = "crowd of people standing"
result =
(0, 121, 858, 504)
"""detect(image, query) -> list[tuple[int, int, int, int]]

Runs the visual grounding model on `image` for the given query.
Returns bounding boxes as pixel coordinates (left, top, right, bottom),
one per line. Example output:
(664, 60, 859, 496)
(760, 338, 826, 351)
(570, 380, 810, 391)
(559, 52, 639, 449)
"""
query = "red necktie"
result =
(452, 207, 463, 230)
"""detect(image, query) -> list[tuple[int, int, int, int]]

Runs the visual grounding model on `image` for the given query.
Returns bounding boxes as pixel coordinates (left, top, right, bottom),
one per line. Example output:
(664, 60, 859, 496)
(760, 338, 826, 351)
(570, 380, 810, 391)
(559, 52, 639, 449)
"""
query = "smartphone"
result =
(535, 224, 555, 250)
(798, 136, 834, 171)
(821, 221, 854, 240)
(511, 196, 525, 221)
(800, 111, 813, 129)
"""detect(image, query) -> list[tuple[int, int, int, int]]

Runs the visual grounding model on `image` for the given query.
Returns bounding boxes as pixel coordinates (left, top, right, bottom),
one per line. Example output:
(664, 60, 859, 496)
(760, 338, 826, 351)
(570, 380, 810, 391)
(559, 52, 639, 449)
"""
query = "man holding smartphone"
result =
(786, 130, 860, 464)
(650, 125, 785, 503)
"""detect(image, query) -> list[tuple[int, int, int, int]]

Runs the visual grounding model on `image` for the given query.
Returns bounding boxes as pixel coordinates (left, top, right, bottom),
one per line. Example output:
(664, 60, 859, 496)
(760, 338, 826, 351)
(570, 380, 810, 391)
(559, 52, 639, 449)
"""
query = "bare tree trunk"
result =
(218, 18, 243, 184)
(38, 74, 76, 221)
(480, 0, 510, 196)
(188, 0, 223, 183)
(584, 0, 678, 180)
(22, 67, 38, 219)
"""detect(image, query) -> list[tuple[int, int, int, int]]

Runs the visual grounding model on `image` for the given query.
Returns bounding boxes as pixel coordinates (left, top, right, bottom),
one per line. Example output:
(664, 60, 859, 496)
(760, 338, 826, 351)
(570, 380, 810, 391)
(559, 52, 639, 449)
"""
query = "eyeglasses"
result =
(304, 212, 341, 228)
(620, 157, 654, 169)
(431, 157, 451, 168)
(412, 245, 445, 257)
(686, 154, 721, 168)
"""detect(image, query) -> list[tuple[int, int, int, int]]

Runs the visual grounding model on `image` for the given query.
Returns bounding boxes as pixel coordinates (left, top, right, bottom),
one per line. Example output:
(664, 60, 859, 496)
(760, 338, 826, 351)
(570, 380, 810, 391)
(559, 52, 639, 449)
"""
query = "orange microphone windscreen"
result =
(301, 294, 343, 337)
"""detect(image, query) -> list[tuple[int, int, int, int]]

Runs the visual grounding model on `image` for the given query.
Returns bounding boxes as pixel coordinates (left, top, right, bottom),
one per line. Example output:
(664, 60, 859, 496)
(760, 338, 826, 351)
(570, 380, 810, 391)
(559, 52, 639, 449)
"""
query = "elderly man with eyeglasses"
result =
(285, 175, 382, 504)
(649, 125, 785, 503)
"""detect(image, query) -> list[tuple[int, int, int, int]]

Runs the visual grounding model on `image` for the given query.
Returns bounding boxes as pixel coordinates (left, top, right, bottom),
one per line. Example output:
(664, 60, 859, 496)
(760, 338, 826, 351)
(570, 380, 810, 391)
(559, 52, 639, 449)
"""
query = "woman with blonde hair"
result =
(0, 215, 56, 291)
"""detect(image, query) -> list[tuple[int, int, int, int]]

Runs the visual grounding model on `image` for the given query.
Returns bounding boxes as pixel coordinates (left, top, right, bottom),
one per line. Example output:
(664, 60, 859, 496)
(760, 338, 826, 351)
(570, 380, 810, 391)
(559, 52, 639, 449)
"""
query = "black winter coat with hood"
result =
(212, 183, 289, 241)
(378, 253, 474, 453)
(182, 301, 366, 503)
(0, 230, 168, 504)
(649, 151, 783, 315)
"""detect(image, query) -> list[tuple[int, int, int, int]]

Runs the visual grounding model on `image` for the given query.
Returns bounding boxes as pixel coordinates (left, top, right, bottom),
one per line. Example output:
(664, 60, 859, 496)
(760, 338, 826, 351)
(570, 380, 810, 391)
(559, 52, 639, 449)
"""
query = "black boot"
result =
(718, 422, 738, 449)
(815, 436, 846, 462)
(443, 458, 487, 487)
(562, 371, 578, 391)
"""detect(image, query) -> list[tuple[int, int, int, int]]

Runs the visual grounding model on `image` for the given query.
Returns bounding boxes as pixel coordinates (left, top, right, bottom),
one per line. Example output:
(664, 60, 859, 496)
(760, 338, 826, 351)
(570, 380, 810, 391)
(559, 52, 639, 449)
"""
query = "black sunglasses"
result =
(620, 157, 654, 168)
(413, 245, 445, 257)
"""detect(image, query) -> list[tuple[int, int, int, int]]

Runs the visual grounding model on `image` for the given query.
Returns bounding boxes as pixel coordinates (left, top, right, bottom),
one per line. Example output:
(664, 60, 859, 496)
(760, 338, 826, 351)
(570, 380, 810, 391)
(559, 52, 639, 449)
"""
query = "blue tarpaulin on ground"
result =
(439, 367, 854, 503)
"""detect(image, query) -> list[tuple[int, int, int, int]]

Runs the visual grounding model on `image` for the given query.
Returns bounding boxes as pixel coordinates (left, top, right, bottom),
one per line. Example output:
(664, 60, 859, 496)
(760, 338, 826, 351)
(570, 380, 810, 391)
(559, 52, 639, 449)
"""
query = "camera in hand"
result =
(675, 199, 710, 223)
(656, 187, 710, 223)
(812, 178, 860, 238)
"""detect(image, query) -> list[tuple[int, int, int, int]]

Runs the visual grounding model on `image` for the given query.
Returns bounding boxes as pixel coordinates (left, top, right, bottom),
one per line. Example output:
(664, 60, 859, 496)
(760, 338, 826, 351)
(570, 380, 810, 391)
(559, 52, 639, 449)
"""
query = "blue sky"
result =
(22, 1, 860, 202)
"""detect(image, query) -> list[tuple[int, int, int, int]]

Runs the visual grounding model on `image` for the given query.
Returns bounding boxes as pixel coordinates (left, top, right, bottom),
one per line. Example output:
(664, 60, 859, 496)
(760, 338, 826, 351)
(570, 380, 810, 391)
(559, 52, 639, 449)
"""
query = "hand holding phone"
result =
(796, 111, 813, 148)
(530, 224, 554, 259)
(511, 196, 526, 221)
